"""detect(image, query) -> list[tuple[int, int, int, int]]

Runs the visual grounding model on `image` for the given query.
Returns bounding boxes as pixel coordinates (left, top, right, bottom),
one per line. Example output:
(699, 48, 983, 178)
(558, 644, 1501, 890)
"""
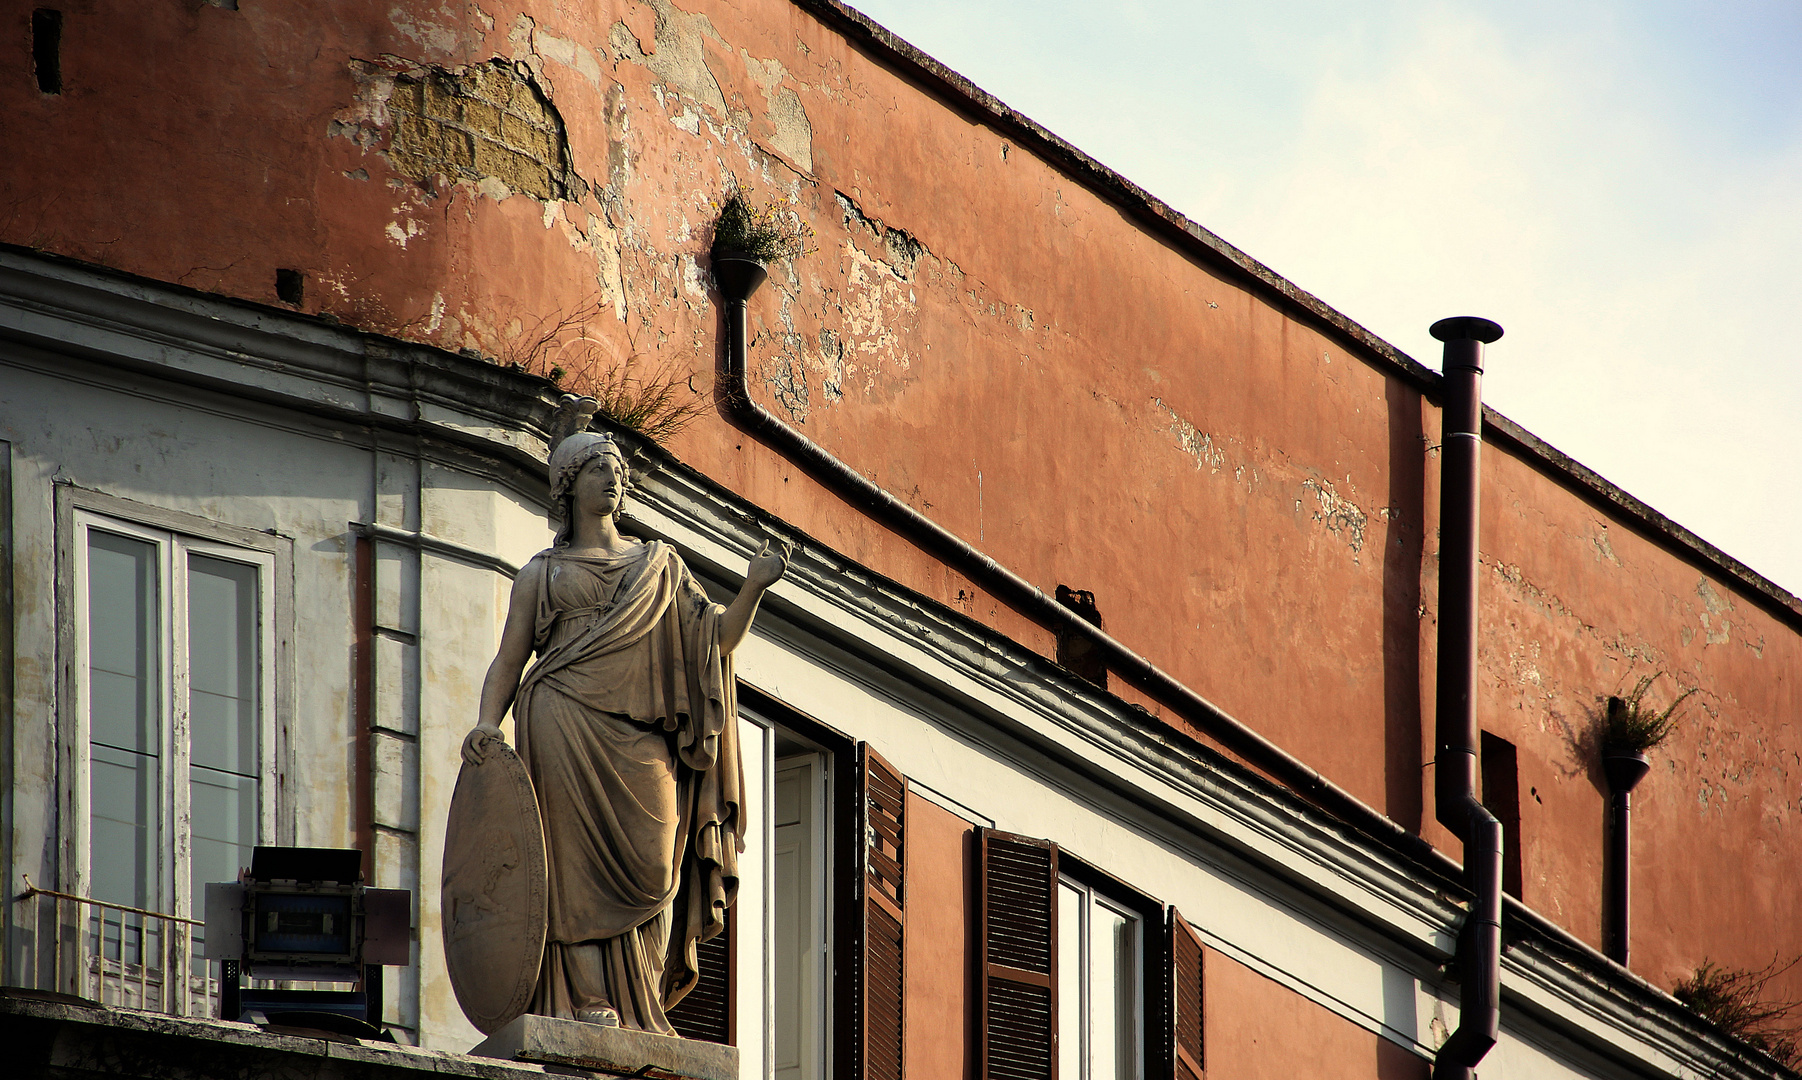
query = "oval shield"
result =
(441, 741, 547, 1034)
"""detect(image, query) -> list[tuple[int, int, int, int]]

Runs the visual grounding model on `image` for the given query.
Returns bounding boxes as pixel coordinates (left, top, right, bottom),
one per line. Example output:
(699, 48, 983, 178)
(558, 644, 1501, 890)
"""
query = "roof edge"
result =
(788, 0, 1802, 630)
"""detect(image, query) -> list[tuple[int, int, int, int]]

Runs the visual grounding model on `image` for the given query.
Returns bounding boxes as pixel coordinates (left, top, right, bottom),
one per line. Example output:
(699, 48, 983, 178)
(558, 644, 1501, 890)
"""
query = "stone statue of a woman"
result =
(460, 430, 785, 1033)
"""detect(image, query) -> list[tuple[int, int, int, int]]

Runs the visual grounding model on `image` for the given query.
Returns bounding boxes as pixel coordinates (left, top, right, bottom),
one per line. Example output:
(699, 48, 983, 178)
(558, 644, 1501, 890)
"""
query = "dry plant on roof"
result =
(502, 299, 706, 443)
(710, 186, 816, 261)
(1674, 957, 1802, 1067)
(1601, 672, 1697, 755)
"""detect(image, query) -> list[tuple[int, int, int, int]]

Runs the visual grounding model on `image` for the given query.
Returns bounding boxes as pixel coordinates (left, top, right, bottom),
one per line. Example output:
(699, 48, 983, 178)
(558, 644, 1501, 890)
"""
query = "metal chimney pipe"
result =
(1429, 315, 1504, 1080)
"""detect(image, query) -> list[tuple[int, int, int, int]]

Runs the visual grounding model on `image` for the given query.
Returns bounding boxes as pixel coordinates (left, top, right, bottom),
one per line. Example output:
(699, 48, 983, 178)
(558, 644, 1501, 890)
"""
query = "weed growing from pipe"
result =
(710, 186, 815, 262)
(1601, 672, 1696, 755)
(1675, 956, 1802, 1067)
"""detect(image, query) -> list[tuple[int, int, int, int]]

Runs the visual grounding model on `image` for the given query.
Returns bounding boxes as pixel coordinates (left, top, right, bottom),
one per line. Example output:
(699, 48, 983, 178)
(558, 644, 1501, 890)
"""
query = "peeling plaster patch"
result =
(1299, 478, 1369, 556)
(1508, 640, 1545, 688)
(818, 329, 845, 402)
(743, 54, 784, 91)
(839, 241, 912, 377)
(765, 86, 813, 173)
(581, 212, 627, 321)
(1696, 578, 1732, 645)
(672, 106, 701, 134)
(835, 190, 926, 280)
(608, 0, 730, 120)
(609, 22, 646, 63)
(759, 337, 809, 422)
(736, 54, 813, 172)
(526, 24, 603, 89)
(1155, 398, 1226, 472)
(1592, 524, 1622, 566)
(680, 253, 706, 300)
(388, 5, 460, 56)
(1489, 560, 1578, 621)
(384, 218, 424, 248)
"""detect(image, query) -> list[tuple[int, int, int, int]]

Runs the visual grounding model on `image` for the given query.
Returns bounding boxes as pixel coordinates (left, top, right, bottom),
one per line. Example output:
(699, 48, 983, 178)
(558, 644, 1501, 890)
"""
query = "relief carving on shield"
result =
(442, 741, 548, 1034)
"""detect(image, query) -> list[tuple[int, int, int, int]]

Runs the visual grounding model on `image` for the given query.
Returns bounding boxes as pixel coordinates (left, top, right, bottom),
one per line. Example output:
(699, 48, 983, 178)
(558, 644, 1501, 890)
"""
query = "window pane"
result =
(87, 531, 160, 916)
(1092, 905, 1137, 1080)
(187, 555, 260, 777)
(190, 765, 258, 900)
(90, 744, 159, 909)
(773, 769, 807, 1078)
(88, 531, 158, 754)
(1058, 881, 1085, 1080)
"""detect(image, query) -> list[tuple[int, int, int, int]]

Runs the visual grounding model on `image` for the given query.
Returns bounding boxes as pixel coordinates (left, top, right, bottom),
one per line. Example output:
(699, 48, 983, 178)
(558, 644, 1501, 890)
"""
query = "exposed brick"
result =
(500, 113, 552, 158)
(473, 139, 552, 199)
(393, 113, 473, 170)
(374, 59, 572, 200)
(391, 78, 424, 116)
(463, 99, 502, 136)
(422, 78, 461, 121)
(508, 87, 550, 125)
(468, 64, 514, 106)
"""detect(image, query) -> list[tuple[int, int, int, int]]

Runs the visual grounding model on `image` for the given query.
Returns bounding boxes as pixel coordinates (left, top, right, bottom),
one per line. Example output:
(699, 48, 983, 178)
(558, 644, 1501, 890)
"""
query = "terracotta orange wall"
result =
(1204, 948, 1428, 1080)
(903, 793, 973, 1080)
(5, 0, 1797, 998)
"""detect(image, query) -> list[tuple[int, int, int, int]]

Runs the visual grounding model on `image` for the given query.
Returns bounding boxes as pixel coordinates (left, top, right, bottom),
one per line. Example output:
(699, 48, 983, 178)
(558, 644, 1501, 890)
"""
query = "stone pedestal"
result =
(471, 1015, 739, 1080)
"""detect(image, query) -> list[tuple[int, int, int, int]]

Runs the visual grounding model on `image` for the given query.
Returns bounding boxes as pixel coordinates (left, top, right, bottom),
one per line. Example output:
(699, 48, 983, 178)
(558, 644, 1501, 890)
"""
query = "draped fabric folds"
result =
(512, 541, 744, 1033)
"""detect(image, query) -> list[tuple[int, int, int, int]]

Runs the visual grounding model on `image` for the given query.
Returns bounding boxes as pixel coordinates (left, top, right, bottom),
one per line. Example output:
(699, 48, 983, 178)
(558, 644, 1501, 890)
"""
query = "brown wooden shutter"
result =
(1169, 909, 1204, 1080)
(979, 829, 1059, 1080)
(857, 745, 907, 1080)
(667, 905, 735, 1043)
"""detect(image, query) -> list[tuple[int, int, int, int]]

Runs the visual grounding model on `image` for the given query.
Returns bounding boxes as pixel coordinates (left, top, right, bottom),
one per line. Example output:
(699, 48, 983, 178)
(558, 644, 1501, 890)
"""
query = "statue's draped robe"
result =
(512, 541, 743, 1033)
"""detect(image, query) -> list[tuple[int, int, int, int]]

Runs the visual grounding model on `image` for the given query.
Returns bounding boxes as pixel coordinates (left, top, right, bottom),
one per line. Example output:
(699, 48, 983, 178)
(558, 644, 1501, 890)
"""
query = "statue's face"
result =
(571, 452, 628, 517)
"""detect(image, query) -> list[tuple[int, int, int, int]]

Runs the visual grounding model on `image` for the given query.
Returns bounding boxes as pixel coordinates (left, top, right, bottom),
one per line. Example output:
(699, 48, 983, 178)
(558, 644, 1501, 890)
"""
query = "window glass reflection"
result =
(87, 532, 159, 910)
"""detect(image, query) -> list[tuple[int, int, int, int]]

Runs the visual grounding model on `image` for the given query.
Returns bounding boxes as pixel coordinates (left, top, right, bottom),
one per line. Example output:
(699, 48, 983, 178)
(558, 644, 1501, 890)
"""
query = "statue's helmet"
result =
(548, 431, 627, 505)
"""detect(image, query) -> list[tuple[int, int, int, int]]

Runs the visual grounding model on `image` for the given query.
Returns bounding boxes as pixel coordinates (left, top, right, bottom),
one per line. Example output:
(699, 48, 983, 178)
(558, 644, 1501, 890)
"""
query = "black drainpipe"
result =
(711, 254, 1456, 870)
(1429, 316, 1505, 1080)
(1602, 720, 1651, 966)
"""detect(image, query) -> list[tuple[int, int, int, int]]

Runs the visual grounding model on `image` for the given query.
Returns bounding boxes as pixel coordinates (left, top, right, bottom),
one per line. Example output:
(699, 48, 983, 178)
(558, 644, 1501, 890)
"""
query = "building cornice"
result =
(1, 246, 1792, 1080)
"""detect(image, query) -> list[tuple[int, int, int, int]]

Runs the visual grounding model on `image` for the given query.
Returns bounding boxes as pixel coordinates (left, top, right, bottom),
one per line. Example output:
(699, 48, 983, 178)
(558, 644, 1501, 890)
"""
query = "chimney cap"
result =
(1430, 316, 1504, 344)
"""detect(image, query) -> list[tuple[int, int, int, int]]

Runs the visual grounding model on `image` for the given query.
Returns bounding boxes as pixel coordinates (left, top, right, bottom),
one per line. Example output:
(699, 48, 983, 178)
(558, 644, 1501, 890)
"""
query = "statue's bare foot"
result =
(576, 1006, 620, 1027)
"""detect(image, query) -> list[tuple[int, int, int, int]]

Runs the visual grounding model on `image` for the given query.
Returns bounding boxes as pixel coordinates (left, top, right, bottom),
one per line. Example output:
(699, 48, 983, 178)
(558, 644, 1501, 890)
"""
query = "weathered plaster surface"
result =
(3, 0, 1797, 1020)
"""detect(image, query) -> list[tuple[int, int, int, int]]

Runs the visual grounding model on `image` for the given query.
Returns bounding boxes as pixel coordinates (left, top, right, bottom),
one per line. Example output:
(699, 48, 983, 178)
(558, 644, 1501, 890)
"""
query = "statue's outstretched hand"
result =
(461, 725, 504, 767)
(746, 539, 791, 591)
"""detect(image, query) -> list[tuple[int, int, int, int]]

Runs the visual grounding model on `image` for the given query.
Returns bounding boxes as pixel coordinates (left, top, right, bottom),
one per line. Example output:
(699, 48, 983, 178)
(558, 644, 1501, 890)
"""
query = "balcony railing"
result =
(11, 876, 213, 1017)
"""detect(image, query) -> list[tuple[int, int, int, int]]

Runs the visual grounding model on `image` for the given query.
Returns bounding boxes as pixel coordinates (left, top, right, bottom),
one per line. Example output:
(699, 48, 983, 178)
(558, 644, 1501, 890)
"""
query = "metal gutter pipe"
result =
(715, 263, 1536, 1069)
(1602, 735, 1652, 966)
(712, 253, 1446, 862)
(1429, 316, 1506, 1080)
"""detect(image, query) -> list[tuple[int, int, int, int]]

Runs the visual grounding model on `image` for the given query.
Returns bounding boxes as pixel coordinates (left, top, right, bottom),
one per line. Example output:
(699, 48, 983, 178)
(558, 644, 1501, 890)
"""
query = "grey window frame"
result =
(55, 485, 294, 916)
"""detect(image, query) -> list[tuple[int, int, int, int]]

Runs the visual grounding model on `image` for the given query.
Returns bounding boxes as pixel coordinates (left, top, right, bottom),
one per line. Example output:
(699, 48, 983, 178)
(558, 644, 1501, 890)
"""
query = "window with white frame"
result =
(773, 751, 828, 1080)
(74, 508, 276, 958)
(1058, 876, 1143, 1080)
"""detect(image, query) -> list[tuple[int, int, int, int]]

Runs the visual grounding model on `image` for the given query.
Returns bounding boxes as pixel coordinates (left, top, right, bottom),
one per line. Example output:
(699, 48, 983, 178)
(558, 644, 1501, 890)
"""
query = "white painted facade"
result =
(0, 249, 1777, 1079)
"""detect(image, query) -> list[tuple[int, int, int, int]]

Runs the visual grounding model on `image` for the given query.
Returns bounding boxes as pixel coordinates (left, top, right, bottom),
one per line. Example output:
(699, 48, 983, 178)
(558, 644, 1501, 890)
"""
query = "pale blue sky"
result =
(849, 0, 1802, 597)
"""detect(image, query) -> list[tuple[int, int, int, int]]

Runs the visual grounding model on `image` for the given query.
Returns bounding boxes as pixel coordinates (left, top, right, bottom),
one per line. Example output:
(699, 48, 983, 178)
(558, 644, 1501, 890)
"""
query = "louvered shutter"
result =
(854, 745, 907, 1080)
(979, 829, 1058, 1080)
(1169, 910, 1204, 1080)
(668, 905, 734, 1043)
